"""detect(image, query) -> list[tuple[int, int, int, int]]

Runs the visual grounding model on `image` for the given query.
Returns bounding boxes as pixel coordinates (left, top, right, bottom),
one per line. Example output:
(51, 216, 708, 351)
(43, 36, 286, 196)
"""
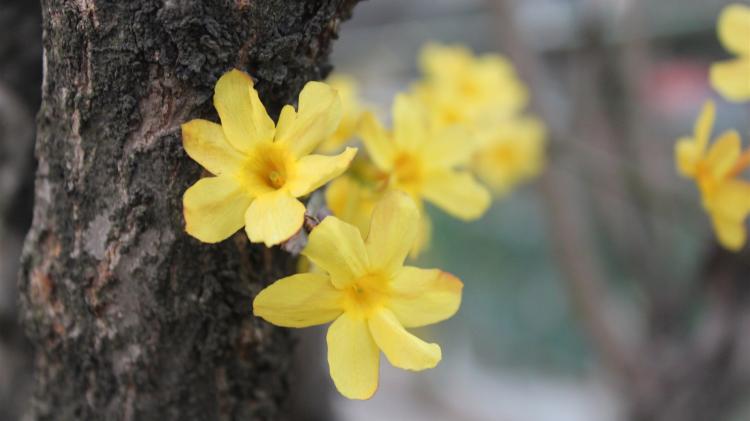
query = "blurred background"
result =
(0, 1, 40, 420)
(2, 0, 750, 420)
(294, 0, 750, 420)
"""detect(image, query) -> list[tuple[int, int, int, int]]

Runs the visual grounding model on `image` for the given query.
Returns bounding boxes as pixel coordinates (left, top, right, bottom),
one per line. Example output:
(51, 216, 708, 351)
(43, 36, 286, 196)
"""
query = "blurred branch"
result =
(627, 246, 750, 421)
(0, 0, 41, 419)
(489, 1, 750, 419)
(488, 0, 640, 386)
(614, 0, 693, 337)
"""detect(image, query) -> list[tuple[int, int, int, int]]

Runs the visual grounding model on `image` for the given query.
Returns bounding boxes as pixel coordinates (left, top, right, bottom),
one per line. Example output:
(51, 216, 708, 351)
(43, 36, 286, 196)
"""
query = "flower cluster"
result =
(413, 44, 546, 198)
(676, 4, 750, 251)
(327, 43, 546, 256)
(181, 42, 545, 400)
(177, 2, 747, 404)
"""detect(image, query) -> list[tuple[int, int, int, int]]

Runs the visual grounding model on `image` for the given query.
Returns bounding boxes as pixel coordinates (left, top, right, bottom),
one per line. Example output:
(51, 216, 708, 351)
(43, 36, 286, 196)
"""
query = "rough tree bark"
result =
(18, 1, 358, 419)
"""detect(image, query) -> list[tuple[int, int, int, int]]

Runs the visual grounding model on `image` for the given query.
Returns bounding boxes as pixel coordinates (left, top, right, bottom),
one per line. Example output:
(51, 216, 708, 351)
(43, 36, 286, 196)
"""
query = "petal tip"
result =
(438, 271, 464, 291)
(400, 343, 442, 372)
(457, 186, 492, 221)
(223, 68, 254, 83)
(338, 386, 378, 401)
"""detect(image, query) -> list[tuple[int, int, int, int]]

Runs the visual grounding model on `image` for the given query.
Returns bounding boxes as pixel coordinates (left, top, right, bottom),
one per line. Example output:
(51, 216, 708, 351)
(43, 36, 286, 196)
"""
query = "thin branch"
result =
(488, 0, 641, 385)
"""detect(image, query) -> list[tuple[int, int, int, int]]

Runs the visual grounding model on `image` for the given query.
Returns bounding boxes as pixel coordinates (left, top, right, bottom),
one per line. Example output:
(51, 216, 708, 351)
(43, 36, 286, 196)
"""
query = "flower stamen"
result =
(268, 170, 285, 188)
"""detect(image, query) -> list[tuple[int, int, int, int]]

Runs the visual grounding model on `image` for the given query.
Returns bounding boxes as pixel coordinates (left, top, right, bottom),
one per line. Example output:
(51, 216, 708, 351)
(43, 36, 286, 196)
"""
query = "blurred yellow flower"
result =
(676, 100, 750, 250)
(710, 4, 750, 102)
(317, 74, 366, 153)
(326, 157, 433, 257)
(182, 69, 356, 246)
(359, 94, 491, 222)
(253, 192, 463, 399)
(325, 157, 387, 238)
(472, 117, 547, 197)
(414, 43, 529, 129)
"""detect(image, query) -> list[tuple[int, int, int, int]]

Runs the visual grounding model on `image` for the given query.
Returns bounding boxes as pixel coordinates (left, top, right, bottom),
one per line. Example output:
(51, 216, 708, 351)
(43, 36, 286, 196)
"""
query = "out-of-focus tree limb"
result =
(489, 1, 750, 420)
(0, 0, 42, 419)
(488, 0, 641, 389)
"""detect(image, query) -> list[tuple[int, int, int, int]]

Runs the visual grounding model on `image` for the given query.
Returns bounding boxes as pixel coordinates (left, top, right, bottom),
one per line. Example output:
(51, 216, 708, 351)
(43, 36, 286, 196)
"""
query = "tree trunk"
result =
(18, 1, 358, 420)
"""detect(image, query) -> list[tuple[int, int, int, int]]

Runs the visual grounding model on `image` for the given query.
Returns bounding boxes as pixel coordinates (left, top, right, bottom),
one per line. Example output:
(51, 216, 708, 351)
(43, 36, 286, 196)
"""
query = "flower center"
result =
(460, 78, 481, 98)
(239, 143, 294, 193)
(439, 106, 463, 125)
(695, 163, 719, 200)
(393, 153, 423, 192)
(343, 273, 389, 317)
(491, 143, 516, 164)
(268, 170, 285, 189)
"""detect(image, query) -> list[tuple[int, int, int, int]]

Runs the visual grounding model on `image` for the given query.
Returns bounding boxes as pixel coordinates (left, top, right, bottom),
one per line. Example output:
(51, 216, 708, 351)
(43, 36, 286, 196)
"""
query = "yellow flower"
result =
(182, 69, 357, 246)
(710, 4, 750, 102)
(317, 74, 366, 153)
(253, 191, 463, 399)
(359, 93, 491, 222)
(472, 117, 547, 197)
(414, 43, 529, 129)
(676, 100, 750, 250)
(326, 158, 432, 257)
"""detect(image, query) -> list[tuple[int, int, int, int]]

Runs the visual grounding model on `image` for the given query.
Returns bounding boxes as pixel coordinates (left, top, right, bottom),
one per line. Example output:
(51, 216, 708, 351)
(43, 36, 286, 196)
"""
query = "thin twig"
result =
(488, 0, 640, 385)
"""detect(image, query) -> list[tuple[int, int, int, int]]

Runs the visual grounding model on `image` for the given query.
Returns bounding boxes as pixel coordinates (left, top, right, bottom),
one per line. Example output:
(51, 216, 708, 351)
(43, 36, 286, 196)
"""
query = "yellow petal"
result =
(712, 214, 746, 251)
(368, 308, 441, 371)
(707, 180, 750, 251)
(694, 100, 715, 152)
(287, 147, 357, 197)
(477, 56, 530, 112)
(710, 58, 750, 102)
(183, 176, 251, 243)
(253, 273, 343, 328)
(275, 81, 343, 157)
(675, 137, 701, 177)
(711, 179, 750, 224)
(705, 130, 740, 179)
(303, 216, 370, 288)
(365, 191, 419, 275)
(421, 125, 477, 170)
(244, 190, 305, 246)
(388, 266, 462, 328)
(421, 170, 491, 220)
(317, 74, 363, 153)
(472, 129, 545, 196)
(718, 4, 750, 55)
(392, 94, 425, 151)
(181, 119, 245, 175)
(419, 43, 471, 81)
(214, 69, 275, 152)
(327, 312, 380, 400)
(327, 74, 358, 104)
(409, 210, 432, 258)
(359, 112, 395, 170)
(325, 175, 379, 238)
(274, 104, 296, 141)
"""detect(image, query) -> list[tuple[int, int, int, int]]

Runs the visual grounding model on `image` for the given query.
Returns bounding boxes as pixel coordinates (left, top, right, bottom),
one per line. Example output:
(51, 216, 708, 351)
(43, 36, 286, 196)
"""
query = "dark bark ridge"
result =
(19, 1, 358, 420)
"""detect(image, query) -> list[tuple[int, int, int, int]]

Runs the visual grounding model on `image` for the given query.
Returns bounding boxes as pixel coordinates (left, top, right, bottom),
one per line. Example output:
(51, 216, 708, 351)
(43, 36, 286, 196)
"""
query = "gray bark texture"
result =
(18, 1, 358, 420)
